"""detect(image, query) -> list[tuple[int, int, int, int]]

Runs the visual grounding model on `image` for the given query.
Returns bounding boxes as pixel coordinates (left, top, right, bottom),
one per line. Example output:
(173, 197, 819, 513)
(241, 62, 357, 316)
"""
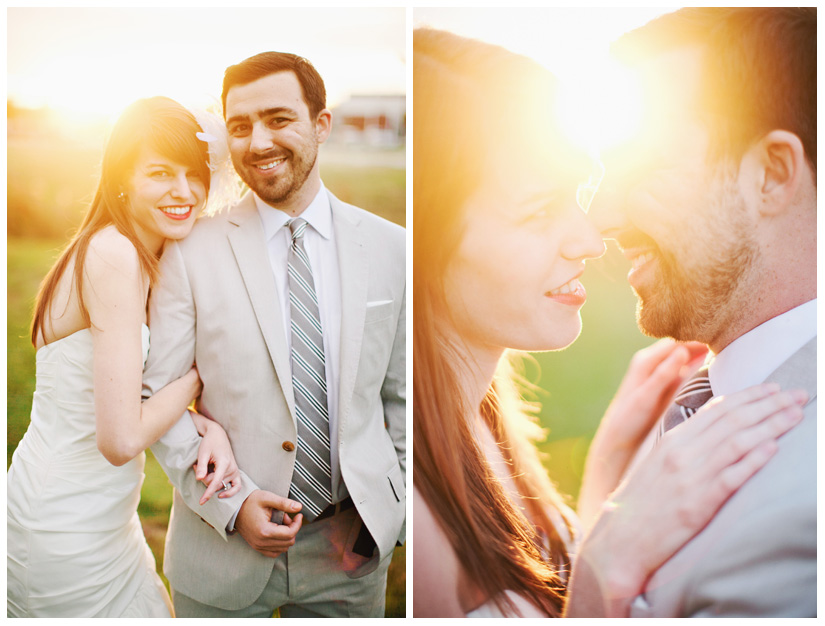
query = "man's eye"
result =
(229, 124, 250, 136)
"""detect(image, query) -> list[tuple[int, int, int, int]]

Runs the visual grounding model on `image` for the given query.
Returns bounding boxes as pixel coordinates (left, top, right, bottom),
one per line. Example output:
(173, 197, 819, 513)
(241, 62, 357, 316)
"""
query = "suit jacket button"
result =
(282, 441, 295, 452)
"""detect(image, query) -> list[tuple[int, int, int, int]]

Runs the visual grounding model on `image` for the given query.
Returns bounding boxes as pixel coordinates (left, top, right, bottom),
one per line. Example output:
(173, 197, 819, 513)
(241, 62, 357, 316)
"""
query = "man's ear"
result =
(315, 109, 332, 144)
(740, 130, 807, 217)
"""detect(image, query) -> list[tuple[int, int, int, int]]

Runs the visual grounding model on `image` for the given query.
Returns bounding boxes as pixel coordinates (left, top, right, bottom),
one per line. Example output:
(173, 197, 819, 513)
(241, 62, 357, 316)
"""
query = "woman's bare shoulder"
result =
(85, 226, 140, 277)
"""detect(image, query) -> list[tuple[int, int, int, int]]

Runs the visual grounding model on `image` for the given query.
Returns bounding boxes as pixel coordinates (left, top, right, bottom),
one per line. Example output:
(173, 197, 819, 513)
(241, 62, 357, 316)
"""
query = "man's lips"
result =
(248, 155, 287, 172)
(624, 249, 656, 271)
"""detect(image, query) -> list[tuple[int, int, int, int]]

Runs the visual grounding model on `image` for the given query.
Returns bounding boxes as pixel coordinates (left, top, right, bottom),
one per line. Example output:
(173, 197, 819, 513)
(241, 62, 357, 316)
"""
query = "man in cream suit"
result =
(143, 52, 405, 617)
(590, 8, 816, 617)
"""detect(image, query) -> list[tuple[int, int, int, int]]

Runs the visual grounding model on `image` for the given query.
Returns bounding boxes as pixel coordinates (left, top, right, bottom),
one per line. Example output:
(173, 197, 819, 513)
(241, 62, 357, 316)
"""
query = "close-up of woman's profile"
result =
(412, 7, 816, 619)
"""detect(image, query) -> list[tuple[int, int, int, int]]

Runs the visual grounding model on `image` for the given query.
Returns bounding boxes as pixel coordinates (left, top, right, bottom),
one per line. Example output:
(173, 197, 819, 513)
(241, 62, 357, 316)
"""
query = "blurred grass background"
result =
(7, 112, 406, 617)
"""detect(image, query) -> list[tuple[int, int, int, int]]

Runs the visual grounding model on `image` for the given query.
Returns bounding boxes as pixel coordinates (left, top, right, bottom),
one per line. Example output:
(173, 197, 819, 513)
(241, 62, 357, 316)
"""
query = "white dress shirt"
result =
(708, 299, 817, 396)
(255, 183, 348, 504)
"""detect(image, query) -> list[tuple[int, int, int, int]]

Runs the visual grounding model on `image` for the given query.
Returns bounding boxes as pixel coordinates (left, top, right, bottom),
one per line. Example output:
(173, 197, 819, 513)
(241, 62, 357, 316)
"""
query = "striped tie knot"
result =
(658, 365, 713, 439)
(288, 217, 308, 241)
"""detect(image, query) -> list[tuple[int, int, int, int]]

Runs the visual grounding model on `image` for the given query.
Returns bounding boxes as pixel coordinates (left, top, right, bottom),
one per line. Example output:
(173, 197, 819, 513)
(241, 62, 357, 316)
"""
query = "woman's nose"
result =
(169, 173, 194, 200)
(562, 206, 606, 261)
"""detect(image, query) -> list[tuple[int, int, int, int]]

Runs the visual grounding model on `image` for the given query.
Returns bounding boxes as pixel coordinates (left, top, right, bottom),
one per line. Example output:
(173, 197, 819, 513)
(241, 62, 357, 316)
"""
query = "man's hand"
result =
(235, 489, 303, 558)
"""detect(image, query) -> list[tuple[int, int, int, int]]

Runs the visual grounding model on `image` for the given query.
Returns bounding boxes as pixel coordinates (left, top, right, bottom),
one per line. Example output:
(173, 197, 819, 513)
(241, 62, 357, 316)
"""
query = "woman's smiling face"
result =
(125, 144, 206, 253)
(442, 141, 605, 367)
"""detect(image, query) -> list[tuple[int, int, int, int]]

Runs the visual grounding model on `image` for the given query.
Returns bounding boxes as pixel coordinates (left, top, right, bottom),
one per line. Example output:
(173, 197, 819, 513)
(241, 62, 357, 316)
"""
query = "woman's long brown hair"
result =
(413, 28, 579, 616)
(30, 97, 210, 346)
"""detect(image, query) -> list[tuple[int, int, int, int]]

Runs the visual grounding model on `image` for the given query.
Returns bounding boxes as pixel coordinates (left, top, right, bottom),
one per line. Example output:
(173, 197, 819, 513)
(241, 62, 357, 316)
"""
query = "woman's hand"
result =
(190, 412, 242, 505)
(578, 339, 707, 526)
(599, 339, 707, 455)
(569, 383, 807, 616)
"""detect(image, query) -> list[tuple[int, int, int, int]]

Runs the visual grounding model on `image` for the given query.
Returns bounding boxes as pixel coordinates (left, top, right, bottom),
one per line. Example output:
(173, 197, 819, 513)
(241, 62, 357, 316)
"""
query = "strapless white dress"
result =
(7, 326, 172, 617)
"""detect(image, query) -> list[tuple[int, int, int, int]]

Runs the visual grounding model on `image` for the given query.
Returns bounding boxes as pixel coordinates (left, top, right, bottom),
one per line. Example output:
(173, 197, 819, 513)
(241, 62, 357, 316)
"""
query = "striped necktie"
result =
(657, 365, 713, 441)
(286, 217, 332, 521)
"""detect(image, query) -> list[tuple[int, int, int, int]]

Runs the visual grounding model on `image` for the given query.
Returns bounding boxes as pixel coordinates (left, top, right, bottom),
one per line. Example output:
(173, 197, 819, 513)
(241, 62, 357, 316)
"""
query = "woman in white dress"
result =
(7, 97, 242, 617)
(412, 29, 807, 617)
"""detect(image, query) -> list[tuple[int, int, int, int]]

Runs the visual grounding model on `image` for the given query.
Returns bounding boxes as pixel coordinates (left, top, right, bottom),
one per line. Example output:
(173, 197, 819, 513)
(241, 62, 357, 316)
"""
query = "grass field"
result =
(7, 141, 406, 616)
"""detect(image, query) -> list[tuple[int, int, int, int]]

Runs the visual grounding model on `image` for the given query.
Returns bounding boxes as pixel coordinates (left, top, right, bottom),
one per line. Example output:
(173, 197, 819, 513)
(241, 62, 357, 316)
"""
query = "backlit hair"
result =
(414, 27, 577, 617)
(31, 97, 210, 345)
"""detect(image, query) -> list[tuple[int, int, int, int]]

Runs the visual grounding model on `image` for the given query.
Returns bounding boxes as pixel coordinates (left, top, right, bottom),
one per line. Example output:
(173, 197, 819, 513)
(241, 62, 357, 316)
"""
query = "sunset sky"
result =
(8, 7, 405, 119)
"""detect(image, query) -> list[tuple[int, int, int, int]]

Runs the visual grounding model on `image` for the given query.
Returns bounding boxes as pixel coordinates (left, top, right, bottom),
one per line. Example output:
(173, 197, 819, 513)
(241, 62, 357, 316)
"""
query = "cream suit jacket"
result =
(144, 191, 406, 610)
(629, 337, 816, 617)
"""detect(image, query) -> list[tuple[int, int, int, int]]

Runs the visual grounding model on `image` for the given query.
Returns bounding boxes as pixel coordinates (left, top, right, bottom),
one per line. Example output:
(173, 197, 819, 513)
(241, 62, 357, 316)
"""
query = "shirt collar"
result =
(708, 298, 817, 397)
(255, 182, 332, 242)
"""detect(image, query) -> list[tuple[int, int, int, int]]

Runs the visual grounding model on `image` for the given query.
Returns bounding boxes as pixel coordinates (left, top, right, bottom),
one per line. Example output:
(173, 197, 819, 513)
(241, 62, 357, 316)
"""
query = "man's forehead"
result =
(634, 45, 704, 115)
(225, 71, 306, 117)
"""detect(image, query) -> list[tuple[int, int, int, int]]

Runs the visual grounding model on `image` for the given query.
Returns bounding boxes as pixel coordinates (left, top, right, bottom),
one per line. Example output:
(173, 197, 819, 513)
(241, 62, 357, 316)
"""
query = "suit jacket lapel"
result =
(227, 194, 295, 416)
(331, 193, 367, 437)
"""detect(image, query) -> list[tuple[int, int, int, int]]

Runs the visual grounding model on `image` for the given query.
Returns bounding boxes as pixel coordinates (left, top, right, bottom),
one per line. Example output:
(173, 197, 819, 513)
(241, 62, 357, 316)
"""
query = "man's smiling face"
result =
(591, 46, 758, 346)
(225, 71, 328, 210)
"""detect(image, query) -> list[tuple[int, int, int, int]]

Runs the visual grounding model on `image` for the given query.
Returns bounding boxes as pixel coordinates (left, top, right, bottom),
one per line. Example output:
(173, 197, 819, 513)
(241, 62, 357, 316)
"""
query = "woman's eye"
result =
(150, 171, 169, 178)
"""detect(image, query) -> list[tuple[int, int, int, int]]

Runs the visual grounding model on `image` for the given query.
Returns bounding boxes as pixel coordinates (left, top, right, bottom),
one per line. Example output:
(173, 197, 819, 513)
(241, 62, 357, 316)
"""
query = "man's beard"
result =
(237, 145, 317, 206)
(636, 178, 757, 344)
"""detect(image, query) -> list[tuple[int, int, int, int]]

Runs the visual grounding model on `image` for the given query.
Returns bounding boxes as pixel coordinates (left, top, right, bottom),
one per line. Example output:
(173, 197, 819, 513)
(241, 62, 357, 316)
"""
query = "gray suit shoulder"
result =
(335, 197, 404, 235)
(330, 194, 405, 259)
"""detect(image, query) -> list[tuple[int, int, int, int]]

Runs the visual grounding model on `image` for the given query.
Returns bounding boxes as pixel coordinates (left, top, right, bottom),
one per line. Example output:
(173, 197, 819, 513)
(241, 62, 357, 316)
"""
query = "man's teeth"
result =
(258, 158, 285, 170)
(548, 279, 579, 296)
(631, 252, 654, 270)
(160, 206, 191, 215)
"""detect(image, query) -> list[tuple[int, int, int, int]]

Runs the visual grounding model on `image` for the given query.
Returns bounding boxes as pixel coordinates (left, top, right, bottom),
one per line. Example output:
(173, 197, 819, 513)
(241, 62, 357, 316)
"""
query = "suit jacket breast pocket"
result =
(365, 300, 394, 324)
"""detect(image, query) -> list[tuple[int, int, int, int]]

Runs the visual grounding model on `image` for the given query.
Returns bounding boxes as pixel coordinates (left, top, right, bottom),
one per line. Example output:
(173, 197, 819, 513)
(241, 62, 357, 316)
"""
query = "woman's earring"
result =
(118, 192, 126, 203)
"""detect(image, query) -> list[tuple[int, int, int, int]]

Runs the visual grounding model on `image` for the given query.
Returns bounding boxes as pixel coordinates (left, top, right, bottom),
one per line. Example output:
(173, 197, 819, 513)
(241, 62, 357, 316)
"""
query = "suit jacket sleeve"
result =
(144, 240, 258, 540)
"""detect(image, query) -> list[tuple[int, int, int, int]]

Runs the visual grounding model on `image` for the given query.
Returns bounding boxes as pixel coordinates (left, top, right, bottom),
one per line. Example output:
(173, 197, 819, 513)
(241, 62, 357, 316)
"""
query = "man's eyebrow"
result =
(226, 107, 298, 126)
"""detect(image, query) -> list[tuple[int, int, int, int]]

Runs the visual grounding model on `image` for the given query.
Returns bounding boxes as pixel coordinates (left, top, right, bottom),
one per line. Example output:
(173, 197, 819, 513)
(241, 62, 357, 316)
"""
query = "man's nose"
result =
(249, 122, 275, 154)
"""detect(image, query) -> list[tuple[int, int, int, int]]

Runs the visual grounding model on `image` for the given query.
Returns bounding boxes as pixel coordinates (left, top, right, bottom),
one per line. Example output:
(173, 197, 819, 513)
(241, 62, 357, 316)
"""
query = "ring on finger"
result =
(221, 480, 230, 492)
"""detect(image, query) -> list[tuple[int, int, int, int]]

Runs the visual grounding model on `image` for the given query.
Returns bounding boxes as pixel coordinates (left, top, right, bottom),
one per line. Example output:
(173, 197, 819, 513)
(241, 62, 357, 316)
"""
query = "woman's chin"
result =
(515, 322, 583, 353)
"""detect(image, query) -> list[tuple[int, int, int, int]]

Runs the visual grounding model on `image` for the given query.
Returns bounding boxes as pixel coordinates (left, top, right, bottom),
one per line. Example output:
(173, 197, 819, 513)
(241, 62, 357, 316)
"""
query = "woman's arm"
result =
(578, 339, 706, 528)
(565, 383, 807, 616)
(86, 231, 202, 466)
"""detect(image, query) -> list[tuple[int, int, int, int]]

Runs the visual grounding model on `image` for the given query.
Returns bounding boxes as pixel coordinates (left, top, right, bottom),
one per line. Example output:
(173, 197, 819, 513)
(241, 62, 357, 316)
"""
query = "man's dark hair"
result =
(222, 51, 327, 119)
(614, 8, 816, 172)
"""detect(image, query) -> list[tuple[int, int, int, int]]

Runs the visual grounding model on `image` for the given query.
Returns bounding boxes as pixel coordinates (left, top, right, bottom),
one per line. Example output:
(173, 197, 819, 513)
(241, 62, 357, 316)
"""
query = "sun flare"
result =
(556, 58, 643, 158)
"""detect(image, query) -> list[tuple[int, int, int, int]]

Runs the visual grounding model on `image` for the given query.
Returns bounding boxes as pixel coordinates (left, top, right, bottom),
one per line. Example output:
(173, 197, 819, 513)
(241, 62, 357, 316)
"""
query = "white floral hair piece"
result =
(190, 105, 244, 216)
